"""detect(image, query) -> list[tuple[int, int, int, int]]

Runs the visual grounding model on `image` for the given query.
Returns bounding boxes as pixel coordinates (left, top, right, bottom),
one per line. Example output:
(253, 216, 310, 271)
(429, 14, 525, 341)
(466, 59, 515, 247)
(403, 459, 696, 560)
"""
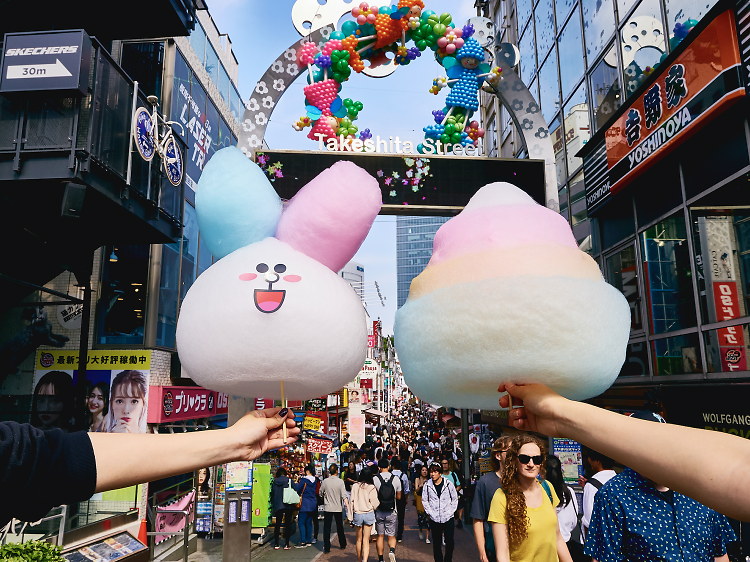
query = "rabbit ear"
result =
(195, 147, 282, 259)
(275, 160, 382, 272)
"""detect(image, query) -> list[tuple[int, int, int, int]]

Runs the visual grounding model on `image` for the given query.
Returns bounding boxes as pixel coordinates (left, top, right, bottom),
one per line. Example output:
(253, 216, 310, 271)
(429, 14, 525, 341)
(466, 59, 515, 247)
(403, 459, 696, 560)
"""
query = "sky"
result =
(206, 0, 480, 333)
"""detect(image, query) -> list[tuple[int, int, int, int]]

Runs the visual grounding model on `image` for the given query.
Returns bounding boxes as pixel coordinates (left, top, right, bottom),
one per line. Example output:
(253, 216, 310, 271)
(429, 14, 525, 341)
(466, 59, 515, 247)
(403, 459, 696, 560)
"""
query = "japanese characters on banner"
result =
(349, 413, 366, 448)
(367, 335, 376, 348)
(698, 216, 748, 372)
(155, 490, 195, 544)
(147, 386, 229, 423)
(585, 10, 745, 212)
(255, 398, 274, 410)
(552, 438, 584, 484)
(306, 397, 327, 411)
(306, 437, 333, 455)
(34, 350, 151, 433)
(303, 415, 322, 432)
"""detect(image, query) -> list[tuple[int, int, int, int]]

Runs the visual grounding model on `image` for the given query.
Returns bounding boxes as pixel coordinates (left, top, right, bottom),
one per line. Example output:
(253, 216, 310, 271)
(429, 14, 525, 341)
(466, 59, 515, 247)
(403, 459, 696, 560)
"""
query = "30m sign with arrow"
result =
(6, 59, 72, 79)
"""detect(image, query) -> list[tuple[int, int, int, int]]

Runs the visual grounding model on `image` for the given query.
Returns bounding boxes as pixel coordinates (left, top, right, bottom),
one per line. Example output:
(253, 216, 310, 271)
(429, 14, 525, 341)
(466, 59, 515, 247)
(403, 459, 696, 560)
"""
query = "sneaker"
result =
(456, 519, 463, 529)
(295, 544, 307, 548)
(425, 539, 431, 544)
(442, 538, 445, 546)
(312, 539, 317, 544)
(284, 546, 291, 550)
(418, 531, 423, 540)
(389, 551, 396, 562)
(274, 546, 280, 550)
(397, 539, 402, 543)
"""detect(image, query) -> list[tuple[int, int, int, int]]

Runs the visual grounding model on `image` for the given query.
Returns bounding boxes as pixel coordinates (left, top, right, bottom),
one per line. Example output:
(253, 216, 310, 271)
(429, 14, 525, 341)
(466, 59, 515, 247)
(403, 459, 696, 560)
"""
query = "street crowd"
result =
(270, 400, 739, 562)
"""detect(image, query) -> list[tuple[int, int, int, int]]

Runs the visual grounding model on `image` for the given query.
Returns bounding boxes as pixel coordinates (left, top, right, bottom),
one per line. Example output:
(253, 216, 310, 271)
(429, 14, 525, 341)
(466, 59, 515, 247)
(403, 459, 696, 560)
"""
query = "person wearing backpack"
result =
(546, 456, 586, 562)
(580, 448, 615, 544)
(373, 457, 402, 562)
(488, 436, 573, 562)
(390, 458, 410, 542)
(293, 465, 318, 548)
(271, 467, 297, 550)
(422, 463, 458, 562)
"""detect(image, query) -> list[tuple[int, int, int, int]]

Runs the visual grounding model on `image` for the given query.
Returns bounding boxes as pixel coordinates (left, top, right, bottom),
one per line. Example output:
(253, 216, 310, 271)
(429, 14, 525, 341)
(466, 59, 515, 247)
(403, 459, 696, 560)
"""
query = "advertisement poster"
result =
(552, 439, 583, 484)
(307, 437, 333, 455)
(226, 461, 253, 492)
(62, 532, 146, 562)
(155, 490, 195, 544)
(349, 413, 365, 448)
(148, 385, 228, 423)
(35, 350, 151, 434)
(303, 415, 322, 432)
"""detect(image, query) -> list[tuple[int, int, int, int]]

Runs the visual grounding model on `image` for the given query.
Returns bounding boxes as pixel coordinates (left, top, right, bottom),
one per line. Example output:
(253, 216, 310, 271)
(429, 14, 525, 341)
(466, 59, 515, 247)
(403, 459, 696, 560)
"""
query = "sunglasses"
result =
(517, 454, 543, 465)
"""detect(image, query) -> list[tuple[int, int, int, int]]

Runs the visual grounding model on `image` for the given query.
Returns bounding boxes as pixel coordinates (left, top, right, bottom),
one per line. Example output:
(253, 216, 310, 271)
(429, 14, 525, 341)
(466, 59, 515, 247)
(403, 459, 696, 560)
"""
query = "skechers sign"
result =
(0, 30, 91, 96)
(582, 10, 745, 213)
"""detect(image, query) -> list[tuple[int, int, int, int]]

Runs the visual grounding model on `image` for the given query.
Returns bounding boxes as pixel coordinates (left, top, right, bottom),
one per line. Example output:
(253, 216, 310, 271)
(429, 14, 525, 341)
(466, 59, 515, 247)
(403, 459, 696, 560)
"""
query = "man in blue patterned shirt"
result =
(585, 411, 736, 562)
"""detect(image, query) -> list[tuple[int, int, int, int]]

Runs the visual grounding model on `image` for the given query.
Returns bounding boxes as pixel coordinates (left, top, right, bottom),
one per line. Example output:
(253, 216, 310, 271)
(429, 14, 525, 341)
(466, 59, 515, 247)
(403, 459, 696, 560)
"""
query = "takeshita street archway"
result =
(238, 0, 559, 209)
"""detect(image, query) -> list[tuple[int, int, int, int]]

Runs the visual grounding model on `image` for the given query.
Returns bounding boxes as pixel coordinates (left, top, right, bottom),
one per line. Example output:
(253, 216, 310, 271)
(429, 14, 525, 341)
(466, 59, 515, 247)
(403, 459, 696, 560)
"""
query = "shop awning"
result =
(364, 408, 388, 417)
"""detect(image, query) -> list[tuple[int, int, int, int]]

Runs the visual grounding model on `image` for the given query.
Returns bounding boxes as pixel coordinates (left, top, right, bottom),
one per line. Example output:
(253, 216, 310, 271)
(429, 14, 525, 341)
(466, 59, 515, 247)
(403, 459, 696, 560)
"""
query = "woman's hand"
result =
(228, 408, 300, 461)
(498, 384, 570, 436)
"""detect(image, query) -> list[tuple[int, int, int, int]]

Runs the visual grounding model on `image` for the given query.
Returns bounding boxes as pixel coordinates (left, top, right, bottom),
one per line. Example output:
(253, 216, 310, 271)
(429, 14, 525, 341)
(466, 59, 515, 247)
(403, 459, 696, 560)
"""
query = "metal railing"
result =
(0, 36, 184, 223)
(147, 475, 197, 562)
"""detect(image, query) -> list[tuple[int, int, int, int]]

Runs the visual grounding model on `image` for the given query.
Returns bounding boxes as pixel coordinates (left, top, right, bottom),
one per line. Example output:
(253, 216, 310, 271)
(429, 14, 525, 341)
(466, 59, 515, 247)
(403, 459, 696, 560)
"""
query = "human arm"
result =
(555, 511, 574, 562)
(499, 383, 750, 521)
(581, 483, 594, 533)
(491, 523, 511, 562)
(90, 408, 298, 492)
(473, 519, 490, 562)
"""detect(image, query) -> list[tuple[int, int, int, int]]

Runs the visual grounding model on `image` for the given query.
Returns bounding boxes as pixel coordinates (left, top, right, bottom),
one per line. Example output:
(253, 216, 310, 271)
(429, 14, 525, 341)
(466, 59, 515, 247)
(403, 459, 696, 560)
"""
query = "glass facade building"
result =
(396, 216, 450, 307)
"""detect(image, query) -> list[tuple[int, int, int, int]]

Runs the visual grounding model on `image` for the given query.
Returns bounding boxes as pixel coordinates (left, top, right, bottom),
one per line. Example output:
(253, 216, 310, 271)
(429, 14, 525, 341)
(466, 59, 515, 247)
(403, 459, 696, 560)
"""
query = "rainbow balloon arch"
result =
(238, 0, 560, 207)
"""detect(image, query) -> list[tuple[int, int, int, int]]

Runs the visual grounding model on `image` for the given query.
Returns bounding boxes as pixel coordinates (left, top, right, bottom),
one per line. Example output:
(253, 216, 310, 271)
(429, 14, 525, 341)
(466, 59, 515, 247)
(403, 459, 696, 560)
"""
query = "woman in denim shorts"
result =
(350, 468, 380, 562)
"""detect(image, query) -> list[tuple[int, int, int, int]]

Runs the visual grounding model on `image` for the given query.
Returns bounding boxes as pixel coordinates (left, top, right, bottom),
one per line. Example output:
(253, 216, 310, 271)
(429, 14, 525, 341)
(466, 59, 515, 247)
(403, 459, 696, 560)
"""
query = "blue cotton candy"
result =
(195, 146, 282, 259)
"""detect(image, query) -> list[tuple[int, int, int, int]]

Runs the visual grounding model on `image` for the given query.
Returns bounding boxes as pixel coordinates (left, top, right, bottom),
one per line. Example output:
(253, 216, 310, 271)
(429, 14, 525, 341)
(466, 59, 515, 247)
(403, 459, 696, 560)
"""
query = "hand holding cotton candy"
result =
(177, 147, 382, 401)
(394, 183, 630, 410)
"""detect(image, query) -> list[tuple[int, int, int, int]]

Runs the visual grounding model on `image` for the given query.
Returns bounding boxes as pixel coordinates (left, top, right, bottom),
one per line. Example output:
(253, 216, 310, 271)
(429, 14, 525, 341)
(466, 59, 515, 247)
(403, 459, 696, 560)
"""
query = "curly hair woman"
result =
(487, 435, 572, 562)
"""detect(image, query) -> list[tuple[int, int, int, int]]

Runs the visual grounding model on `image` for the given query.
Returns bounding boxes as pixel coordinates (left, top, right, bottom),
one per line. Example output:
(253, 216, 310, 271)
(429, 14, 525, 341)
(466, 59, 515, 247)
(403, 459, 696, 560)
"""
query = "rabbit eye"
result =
(274, 264, 287, 274)
(256, 263, 269, 273)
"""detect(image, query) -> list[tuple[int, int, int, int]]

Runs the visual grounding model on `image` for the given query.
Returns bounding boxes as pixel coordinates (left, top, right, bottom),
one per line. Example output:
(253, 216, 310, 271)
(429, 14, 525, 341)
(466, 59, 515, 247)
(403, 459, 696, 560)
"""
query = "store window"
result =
(632, 154, 681, 228)
(558, 8, 585, 100)
(652, 332, 702, 375)
(692, 212, 750, 327)
(589, 43, 621, 132)
(619, 341, 650, 376)
(180, 202, 199, 304)
(97, 245, 149, 345)
(486, 115, 497, 157)
(185, 76, 207, 192)
(551, 116, 565, 186)
(535, 0, 556, 57)
(198, 234, 213, 277)
(230, 85, 242, 125)
(606, 244, 643, 331)
(538, 47, 559, 123)
(205, 43, 220, 87)
(665, 0, 719, 41)
(563, 82, 589, 174)
(157, 240, 180, 349)
(219, 64, 231, 104)
(519, 28, 537, 85)
(703, 325, 750, 373)
(218, 118, 232, 151)
(120, 42, 164, 99)
(617, 0, 638, 22)
(620, 0, 666, 99)
(190, 22, 206, 66)
(600, 194, 635, 250)
(641, 215, 697, 334)
(559, 185, 569, 220)
(555, 0, 576, 31)
(205, 99, 220, 165)
(582, 0, 616, 60)
(170, 50, 191, 145)
(517, 0, 534, 35)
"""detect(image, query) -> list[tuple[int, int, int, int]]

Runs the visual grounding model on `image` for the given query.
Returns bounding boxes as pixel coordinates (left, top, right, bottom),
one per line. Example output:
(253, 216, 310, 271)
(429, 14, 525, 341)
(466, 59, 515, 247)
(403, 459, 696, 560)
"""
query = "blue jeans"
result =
(299, 510, 314, 544)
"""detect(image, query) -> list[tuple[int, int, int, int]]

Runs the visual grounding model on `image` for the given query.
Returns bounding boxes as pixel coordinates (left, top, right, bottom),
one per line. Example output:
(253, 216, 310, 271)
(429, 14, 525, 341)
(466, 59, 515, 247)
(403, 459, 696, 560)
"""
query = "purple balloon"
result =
(432, 109, 445, 124)
(462, 24, 475, 38)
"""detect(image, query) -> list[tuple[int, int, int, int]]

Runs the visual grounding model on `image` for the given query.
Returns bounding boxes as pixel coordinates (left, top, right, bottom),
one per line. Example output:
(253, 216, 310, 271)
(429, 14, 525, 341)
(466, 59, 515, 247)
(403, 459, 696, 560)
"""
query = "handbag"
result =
(283, 480, 301, 506)
(294, 481, 308, 509)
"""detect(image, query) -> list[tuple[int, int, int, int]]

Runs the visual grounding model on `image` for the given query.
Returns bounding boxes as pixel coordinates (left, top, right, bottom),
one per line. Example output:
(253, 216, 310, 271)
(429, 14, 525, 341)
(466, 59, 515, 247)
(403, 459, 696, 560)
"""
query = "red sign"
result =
(148, 386, 229, 423)
(306, 438, 333, 455)
(368, 335, 376, 348)
(360, 378, 373, 389)
(255, 398, 274, 410)
(713, 282, 747, 371)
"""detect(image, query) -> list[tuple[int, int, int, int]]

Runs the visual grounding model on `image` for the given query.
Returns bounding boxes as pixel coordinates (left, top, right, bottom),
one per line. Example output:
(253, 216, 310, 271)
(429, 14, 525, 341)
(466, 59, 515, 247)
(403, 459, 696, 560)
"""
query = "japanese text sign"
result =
(303, 416, 322, 431)
(306, 438, 333, 455)
(37, 349, 151, 369)
(148, 386, 229, 423)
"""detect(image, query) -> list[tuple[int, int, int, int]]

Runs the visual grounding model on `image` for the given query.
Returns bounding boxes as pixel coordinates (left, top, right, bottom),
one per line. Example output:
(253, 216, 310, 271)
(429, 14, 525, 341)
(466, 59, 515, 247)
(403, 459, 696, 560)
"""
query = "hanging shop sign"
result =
(581, 9, 745, 213)
(147, 385, 229, 423)
(307, 437, 334, 455)
(305, 397, 327, 411)
(662, 384, 750, 437)
(303, 415, 322, 431)
(552, 439, 583, 484)
(0, 30, 92, 96)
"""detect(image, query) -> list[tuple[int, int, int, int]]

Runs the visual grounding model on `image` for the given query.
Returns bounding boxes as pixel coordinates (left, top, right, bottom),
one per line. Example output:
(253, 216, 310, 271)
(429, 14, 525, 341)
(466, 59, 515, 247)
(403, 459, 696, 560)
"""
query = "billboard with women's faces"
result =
(34, 350, 151, 433)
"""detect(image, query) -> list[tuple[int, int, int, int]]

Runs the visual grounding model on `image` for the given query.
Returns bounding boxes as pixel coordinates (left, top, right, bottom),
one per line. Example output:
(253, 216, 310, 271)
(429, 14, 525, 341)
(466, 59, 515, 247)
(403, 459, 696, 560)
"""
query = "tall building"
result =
(396, 216, 450, 307)
(339, 261, 365, 300)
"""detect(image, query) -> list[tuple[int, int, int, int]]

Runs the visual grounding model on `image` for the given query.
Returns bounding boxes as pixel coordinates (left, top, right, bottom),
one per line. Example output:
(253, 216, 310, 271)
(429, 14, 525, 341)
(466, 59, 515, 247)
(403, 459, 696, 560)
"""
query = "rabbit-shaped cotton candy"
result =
(177, 147, 382, 400)
(394, 182, 630, 409)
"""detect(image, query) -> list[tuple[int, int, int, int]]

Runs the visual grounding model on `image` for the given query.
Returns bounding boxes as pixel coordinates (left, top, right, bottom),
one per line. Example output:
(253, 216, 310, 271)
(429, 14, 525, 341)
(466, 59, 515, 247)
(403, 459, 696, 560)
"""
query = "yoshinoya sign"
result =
(148, 386, 229, 423)
(1, 30, 92, 96)
(581, 9, 745, 213)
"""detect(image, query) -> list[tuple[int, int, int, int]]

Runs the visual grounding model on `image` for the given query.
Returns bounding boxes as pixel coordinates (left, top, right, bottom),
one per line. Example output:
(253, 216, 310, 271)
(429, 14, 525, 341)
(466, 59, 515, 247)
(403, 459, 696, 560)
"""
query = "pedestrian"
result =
(344, 461, 359, 522)
(271, 467, 296, 550)
(319, 463, 349, 553)
(313, 471, 322, 543)
(580, 448, 615, 541)
(351, 467, 380, 562)
(440, 457, 464, 528)
(585, 411, 736, 562)
(488, 435, 572, 562)
(293, 465, 318, 548)
(414, 464, 431, 543)
(390, 458, 410, 542)
(546, 456, 582, 561)
(470, 436, 512, 562)
(422, 463, 458, 562)
(373, 457, 402, 562)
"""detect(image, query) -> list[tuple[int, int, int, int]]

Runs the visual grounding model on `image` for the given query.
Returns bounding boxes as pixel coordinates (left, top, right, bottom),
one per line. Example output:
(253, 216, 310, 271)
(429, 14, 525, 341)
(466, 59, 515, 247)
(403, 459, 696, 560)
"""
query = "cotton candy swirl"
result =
(394, 182, 630, 409)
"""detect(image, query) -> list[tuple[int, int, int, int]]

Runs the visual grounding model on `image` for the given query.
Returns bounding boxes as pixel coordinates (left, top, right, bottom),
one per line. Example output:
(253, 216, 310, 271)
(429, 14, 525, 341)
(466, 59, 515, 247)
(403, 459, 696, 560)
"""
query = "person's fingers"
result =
(267, 435, 299, 451)
(250, 407, 283, 419)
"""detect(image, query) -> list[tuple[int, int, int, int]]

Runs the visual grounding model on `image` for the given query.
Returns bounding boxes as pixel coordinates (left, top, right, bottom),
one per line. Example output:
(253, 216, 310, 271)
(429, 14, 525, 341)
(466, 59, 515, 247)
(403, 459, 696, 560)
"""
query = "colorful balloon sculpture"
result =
(293, 1, 502, 153)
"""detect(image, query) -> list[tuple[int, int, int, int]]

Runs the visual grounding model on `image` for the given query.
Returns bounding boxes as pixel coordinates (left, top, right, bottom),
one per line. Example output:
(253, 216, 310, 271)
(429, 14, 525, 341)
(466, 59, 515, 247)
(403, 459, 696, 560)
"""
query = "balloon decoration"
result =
(293, 1, 502, 153)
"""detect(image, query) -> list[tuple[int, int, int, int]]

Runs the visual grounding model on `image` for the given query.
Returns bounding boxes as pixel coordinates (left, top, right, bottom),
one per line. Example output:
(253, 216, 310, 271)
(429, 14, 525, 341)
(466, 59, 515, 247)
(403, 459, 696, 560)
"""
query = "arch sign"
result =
(239, 0, 558, 208)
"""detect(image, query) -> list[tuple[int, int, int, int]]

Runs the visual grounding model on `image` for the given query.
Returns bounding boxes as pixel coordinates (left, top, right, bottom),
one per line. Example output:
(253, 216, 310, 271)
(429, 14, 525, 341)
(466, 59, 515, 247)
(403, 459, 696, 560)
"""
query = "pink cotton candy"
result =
(430, 204, 578, 266)
(275, 161, 382, 272)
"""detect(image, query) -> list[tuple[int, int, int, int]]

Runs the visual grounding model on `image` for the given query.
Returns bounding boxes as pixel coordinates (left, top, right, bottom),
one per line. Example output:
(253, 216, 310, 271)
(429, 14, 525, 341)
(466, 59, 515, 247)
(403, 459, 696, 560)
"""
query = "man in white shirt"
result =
(581, 448, 616, 539)
(391, 459, 410, 542)
(374, 458, 402, 562)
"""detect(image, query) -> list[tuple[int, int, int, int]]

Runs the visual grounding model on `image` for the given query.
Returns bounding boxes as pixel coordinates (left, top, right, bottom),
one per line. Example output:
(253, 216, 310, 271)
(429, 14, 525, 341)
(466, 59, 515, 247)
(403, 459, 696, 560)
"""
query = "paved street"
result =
(191, 506, 480, 562)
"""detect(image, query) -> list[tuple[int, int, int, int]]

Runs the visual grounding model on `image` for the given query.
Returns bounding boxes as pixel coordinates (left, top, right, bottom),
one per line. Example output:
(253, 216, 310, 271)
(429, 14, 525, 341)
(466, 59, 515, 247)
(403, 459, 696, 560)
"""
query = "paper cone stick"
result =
(281, 380, 288, 444)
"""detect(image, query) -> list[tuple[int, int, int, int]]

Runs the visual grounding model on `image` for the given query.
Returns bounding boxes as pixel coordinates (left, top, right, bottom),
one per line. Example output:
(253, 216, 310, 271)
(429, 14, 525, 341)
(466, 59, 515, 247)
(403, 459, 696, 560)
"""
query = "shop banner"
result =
(148, 386, 229, 423)
(34, 350, 151, 433)
(368, 335, 376, 348)
(663, 384, 750, 437)
(306, 397, 327, 411)
(585, 10, 744, 213)
(307, 437, 333, 455)
(303, 415, 322, 431)
(155, 489, 195, 544)
(552, 439, 583, 484)
(226, 461, 253, 492)
(349, 413, 366, 447)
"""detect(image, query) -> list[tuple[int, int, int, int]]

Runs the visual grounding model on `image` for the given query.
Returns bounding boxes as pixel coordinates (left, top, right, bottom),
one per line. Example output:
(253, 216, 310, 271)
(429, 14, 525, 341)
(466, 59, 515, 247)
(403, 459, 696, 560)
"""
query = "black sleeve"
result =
(0, 422, 97, 526)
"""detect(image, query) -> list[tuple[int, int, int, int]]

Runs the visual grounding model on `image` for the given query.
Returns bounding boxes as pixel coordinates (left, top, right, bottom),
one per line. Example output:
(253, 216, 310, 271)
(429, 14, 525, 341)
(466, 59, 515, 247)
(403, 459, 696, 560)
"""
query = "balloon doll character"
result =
(176, 147, 383, 400)
(437, 37, 495, 122)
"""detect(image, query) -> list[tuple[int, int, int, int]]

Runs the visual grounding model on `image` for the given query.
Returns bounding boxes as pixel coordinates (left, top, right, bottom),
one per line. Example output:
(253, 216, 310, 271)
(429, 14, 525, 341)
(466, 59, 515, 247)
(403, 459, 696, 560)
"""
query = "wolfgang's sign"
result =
(583, 9, 745, 213)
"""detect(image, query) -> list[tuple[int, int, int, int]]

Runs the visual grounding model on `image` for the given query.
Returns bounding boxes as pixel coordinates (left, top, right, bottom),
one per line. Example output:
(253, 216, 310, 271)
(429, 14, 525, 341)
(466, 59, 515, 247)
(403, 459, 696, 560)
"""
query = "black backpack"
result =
(376, 473, 396, 512)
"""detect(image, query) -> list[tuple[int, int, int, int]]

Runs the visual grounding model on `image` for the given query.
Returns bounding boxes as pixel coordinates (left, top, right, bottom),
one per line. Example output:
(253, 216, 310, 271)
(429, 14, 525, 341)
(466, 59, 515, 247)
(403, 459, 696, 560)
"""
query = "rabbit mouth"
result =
(254, 289, 286, 313)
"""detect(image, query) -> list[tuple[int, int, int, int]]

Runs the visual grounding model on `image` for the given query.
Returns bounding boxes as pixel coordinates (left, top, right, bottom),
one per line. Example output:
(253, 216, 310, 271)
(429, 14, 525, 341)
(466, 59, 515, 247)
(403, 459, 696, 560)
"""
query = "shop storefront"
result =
(577, 0, 750, 410)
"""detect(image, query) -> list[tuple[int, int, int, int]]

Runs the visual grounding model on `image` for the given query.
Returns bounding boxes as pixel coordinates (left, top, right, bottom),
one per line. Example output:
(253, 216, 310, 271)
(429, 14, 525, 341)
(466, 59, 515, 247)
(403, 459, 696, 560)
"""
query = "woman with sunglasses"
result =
(488, 436, 572, 562)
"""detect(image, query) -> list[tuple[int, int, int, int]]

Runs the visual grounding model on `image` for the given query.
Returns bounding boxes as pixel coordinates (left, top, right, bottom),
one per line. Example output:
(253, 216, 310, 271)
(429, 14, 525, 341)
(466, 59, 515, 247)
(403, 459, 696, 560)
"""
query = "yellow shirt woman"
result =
(488, 480, 560, 562)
